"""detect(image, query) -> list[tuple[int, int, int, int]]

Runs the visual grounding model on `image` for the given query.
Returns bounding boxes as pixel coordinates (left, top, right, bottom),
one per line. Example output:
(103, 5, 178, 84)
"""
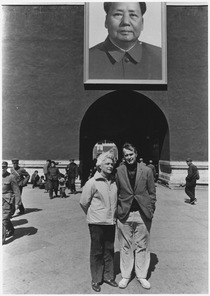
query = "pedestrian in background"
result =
(37, 176, 46, 189)
(47, 161, 61, 199)
(66, 159, 78, 194)
(119, 158, 125, 166)
(88, 158, 97, 180)
(43, 160, 51, 193)
(185, 158, 200, 205)
(10, 159, 30, 215)
(139, 157, 146, 166)
(147, 160, 156, 180)
(2, 161, 21, 243)
(58, 175, 67, 198)
(31, 170, 40, 188)
(116, 143, 156, 290)
(80, 151, 118, 292)
(77, 160, 83, 187)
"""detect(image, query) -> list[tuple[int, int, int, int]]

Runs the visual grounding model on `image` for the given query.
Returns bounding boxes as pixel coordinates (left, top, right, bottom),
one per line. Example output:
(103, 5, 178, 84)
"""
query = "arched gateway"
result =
(80, 91, 169, 185)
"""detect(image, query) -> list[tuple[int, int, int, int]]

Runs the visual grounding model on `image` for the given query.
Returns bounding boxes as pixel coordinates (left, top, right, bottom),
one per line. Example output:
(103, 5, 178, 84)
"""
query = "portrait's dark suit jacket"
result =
(116, 163, 156, 222)
(89, 37, 162, 80)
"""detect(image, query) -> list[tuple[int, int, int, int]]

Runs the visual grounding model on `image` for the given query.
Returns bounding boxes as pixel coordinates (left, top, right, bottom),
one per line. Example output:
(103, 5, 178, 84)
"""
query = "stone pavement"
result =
(2, 184, 208, 294)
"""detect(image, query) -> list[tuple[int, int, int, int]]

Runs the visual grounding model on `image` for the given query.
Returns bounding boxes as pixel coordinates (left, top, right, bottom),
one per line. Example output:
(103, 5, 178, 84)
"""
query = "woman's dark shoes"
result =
(91, 281, 101, 292)
(103, 279, 118, 287)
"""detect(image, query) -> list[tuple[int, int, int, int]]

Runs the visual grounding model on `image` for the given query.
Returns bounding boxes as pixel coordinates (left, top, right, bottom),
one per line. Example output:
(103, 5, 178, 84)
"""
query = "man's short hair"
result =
(104, 2, 147, 16)
(186, 158, 192, 162)
(12, 158, 19, 164)
(122, 143, 137, 154)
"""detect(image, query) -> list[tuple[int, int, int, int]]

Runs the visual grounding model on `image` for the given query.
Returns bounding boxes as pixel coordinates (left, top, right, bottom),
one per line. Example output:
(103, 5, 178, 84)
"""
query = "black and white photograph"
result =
(84, 2, 167, 84)
(2, 1, 208, 295)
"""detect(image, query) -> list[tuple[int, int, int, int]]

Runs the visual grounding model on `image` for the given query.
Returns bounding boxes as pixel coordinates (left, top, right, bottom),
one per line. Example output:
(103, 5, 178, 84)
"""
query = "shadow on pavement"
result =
(148, 253, 159, 279)
(4, 227, 38, 245)
(12, 219, 28, 226)
(51, 196, 69, 199)
(12, 208, 42, 218)
(25, 208, 42, 214)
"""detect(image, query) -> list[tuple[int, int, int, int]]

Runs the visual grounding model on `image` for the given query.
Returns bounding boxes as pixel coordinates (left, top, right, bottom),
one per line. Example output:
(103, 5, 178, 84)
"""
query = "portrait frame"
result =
(84, 2, 167, 89)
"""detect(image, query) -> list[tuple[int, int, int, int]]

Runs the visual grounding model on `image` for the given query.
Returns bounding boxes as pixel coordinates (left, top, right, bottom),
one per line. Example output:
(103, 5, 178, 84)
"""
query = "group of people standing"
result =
(43, 159, 79, 199)
(2, 158, 79, 244)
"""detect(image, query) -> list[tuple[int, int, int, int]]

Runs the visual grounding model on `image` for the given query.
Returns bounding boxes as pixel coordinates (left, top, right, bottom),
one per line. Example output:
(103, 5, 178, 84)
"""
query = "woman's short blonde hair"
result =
(96, 150, 116, 167)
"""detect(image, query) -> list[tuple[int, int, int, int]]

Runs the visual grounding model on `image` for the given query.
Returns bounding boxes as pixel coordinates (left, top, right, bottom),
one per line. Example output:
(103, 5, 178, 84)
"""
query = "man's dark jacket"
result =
(186, 163, 199, 187)
(116, 163, 156, 222)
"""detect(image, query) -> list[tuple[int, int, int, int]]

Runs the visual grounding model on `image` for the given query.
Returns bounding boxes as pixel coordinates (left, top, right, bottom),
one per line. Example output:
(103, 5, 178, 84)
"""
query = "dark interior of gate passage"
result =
(80, 90, 169, 184)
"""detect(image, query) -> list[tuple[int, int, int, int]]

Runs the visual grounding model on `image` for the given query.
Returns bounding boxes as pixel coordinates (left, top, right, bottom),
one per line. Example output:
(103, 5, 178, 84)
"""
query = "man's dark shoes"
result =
(19, 211, 25, 215)
(6, 229, 14, 237)
(91, 281, 101, 292)
(190, 199, 196, 205)
(104, 279, 118, 287)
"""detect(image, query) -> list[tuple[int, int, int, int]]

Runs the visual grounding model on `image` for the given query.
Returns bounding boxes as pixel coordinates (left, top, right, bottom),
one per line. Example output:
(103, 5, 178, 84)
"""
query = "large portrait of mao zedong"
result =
(84, 2, 167, 86)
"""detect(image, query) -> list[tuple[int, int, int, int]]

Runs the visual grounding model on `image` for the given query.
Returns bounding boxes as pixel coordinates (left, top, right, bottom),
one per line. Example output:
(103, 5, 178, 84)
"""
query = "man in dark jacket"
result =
(147, 160, 157, 180)
(47, 161, 61, 199)
(185, 158, 199, 205)
(2, 161, 21, 243)
(43, 159, 51, 193)
(116, 143, 156, 290)
(66, 159, 78, 194)
(31, 170, 40, 188)
(10, 159, 30, 215)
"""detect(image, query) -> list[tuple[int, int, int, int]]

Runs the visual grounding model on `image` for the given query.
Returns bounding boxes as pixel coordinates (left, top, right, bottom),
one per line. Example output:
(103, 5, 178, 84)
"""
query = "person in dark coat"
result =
(31, 170, 40, 188)
(2, 161, 21, 243)
(37, 176, 46, 189)
(185, 158, 200, 205)
(43, 160, 51, 192)
(10, 159, 30, 215)
(66, 159, 78, 194)
(147, 160, 156, 180)
(47, 161, 61, 199)
(116, 143, 156, 290)
(139, 158, 146, 166)
(89, 2, 162, 80)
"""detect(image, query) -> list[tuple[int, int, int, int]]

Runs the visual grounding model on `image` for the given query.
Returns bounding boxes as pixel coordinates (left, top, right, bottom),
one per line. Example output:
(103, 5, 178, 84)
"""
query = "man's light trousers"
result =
(117, 211, 151, 279)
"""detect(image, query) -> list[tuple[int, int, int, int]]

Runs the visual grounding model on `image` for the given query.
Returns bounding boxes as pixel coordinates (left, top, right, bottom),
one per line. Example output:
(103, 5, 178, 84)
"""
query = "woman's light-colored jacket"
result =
(80, 171, 117, 225)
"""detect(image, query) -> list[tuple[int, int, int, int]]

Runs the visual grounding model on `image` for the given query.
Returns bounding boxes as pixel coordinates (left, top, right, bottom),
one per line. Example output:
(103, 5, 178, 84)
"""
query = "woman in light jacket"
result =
(80, 150, 118, 292)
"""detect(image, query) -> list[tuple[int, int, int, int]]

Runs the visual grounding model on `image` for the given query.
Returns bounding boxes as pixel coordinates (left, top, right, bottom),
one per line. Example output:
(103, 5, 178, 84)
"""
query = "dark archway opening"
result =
(80, 91, 169, 186)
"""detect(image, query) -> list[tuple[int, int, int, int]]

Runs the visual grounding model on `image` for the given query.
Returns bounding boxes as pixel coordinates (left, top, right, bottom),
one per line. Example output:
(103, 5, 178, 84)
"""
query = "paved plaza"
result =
(2, 184, 208, 294)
